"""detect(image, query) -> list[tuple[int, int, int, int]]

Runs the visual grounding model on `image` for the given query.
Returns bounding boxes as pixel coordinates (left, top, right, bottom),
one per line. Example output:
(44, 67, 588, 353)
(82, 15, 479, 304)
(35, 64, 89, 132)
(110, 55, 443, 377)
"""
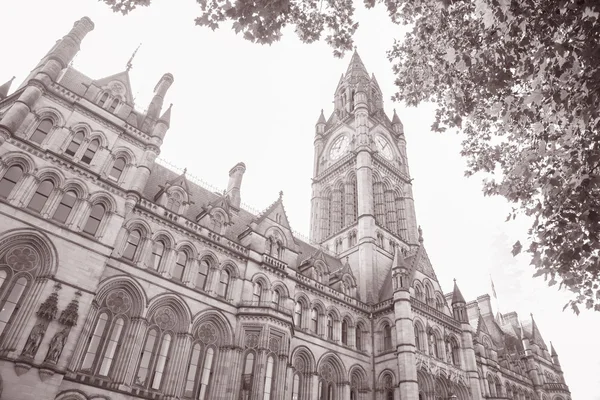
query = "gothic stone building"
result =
(0, 17, 571, 400)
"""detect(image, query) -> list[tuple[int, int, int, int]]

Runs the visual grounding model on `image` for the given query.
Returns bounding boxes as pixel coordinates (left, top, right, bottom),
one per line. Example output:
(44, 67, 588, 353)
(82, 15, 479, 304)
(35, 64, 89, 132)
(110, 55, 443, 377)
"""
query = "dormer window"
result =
(108, 98, 119, 113)
(167, 192, 182, 213)
(98, 92, 109, 107)
(211, 212, 223, 233)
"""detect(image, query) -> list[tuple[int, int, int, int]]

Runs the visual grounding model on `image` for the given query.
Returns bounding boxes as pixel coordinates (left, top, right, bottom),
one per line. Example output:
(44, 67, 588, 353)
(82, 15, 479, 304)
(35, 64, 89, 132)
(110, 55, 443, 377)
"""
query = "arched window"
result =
(452, 340, 460, 366)
(414, 325, 421, 350)
(415, 285, 423, 302)
(487, 376, 495, 396)
(218, 270, 230, 298)
(81, 139, 100, 165)
(341, 320, 348, 345)
(80, 304, 128, 378)
(496, 379, 503, 397)
(109, 157, 126, 181)
(356, 325, 362, 351)
(240, 352, 255, 397)
(123, 230, 142, 261)
(151, 241, 165, 271)
(65, 131, 84, 157)
(196, 259, 209, 290)
(108, 98, 119, 113)
(167, 192, 182, 213)
(27, 179, 54, 213)
(31, 118, 53, 144)
(252, 282, 262, 303)
(425, 285, 432, 304)
(0, 165, 23, 199)
(172, 251, 187, 281)
(326, 315, 334, 340)
(52, 190, 77, 223)
(383, 324, 392, 350)
(292, 374, 301, 400)
(135, 329, 172, 389)
(197, 347, 214, 399)
(98, 92, 109, 107)
(294, 302, 302, 328)
(311, 308, 319, 334)
(272, 290, 280, 308)
(83, 203, 105, 236)
(211, 212, 223, 233)
(0, 276, 27, 337)
(263, 355, 276, 399)
(184, 344, 202, 397)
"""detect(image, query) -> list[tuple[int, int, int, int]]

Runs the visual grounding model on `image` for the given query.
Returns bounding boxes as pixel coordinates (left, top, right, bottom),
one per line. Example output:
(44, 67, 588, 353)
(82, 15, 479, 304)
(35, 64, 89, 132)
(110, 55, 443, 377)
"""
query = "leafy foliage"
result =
(102, 0, 600, 313)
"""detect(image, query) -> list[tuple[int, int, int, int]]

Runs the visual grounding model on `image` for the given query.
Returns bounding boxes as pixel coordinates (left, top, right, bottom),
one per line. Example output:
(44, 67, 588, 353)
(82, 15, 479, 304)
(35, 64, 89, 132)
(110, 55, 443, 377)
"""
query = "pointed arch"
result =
(271, 281, 290, 299)
(191, 309, 234, 345)
(349, 364, 369, 390)
(146, 293, 192, 333)
(0, 151, 36, 174)
(151, 230, 176, 249)
(291, 345, 316, 374)
(317, 351, 347, 383)
(88, 191, 117, 213)
(62, 178, 89, 199)
(95, 275, 147, 315)
(35, 167, 66, 188)
(0, 228, 59, 276)
(176, 241, 199, 259)
(250, 272, 272, 288)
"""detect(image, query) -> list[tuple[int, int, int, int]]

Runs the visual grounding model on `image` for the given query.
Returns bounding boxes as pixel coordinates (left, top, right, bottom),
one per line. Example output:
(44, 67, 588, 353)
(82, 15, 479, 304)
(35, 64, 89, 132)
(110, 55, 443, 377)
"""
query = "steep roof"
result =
(93, 70, 135, 105)
(345, 50, 369, 79)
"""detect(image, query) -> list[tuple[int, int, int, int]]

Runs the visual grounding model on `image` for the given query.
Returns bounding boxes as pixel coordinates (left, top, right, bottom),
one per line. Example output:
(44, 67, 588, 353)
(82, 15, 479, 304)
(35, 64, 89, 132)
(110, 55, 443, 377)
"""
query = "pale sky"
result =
(2, 0, 598, 398)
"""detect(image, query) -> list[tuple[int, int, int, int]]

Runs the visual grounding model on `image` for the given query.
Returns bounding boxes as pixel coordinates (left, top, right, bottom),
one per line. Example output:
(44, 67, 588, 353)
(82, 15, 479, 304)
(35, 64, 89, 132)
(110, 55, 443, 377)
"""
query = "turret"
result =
(142, 73, 174, 132)
(315, 109, 326, 135)
(451, 279, 468, 322)
(392, 109, 404, 136)
(0, 17, 94, 145)
(0, 77, 15, 100)
(225, 162, 246, 209)
(550, 342, 561, 367)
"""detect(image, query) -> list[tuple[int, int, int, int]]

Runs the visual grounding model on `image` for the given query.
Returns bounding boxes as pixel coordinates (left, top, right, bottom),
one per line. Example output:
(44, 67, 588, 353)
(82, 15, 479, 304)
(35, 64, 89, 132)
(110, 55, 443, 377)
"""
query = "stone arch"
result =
(175, 240, 198, 259)
(271, 281, 290, 298)
(69, 122, 93, 137)
(291, 345, 316, 374)
(62, 178, 89, 199)
(34, 107, 65, 127)
(54, 389, 89, 400)
(265, 226, 287, 247)
(220, 260, 240, 278)
(417, 368, 435, 395)
(0, 228, 59, 276)
(349, 364, 369, 390)
(87, 130, 109, 149)
(0, 151, 36, 175)
(317, 351, 347, 383)
(294, 292, 310, 307)
(88, 191, 117, 213)
(151, 230, 176, 249)
(146, 293, 192, 333)
(191, 308, 234, 345)
(376, 316, 394, 331)
(109, 146, 137, 165)
(341, 311, 355, 327)
(310, 298, 326, 314)
(250, 272, 271, 288)
(95, 275, 147, 316)
(124, 218, 152, 237)
(325, 305, 341, 321)
(378, 369, 396, 389)
(35, 167, 66, 188)
(355, 317, 369, 333)
(198, 249, 219, 265)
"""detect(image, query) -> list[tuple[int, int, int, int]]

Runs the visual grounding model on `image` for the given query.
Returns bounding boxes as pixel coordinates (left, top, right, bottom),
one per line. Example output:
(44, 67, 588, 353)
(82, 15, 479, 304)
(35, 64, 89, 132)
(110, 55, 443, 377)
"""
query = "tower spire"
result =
(126, 43, 142, 72)
(0, 76, 15, 99)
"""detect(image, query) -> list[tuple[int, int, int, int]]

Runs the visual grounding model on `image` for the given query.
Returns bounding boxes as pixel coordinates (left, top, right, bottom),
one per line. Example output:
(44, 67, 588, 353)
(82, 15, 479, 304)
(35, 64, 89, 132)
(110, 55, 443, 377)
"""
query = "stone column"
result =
(183, 257, 198, 287)
(394, 290, 419, 400)
(13, 173, 37, 207)
(121, 318, 149, 388)
(112, 316, 144, 386)
(459, 324, 483, 400)
(163, 332, 192, 398)
(67, 302, 98, 372)
(158, 246, 175, 278)
(311, 373, 320, 400)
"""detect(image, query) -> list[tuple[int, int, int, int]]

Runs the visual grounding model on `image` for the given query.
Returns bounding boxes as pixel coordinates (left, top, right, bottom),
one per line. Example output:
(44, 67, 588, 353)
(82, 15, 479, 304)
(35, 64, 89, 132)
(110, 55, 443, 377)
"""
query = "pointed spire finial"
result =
(0, 76, 16, 99)
(418, 226, 424, 242)
(279, 190, 283, 200)
(126, 43, 142, 72)
(183, 168, 187, 175)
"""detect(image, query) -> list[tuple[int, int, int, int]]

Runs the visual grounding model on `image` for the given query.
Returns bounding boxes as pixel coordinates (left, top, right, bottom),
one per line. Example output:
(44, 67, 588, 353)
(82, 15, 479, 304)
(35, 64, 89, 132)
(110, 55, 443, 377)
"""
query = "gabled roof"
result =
(253, 191, 292, 230)
(476, 314, 490, 336)
(93, 70, 135, 104)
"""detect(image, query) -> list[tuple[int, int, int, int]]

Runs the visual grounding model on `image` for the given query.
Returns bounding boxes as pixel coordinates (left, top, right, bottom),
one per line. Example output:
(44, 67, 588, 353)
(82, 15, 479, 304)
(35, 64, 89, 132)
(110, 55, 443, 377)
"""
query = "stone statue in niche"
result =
(45, 328, 68, 364)
(21, 322, 46, 358)
(446, 341, 453, 364)
(428, 333, 435, 356)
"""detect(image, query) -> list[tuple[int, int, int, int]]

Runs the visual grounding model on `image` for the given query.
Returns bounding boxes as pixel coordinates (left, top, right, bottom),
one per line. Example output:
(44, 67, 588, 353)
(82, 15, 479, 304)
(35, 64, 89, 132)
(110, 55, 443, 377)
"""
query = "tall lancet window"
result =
(331, 187, 343, 233)
(384, 190, 397, 233)
(395, 193, 408, 240)
(319, 192, 331, 239)
(344, 176, 357, 225)
(373, 181, 385, 226)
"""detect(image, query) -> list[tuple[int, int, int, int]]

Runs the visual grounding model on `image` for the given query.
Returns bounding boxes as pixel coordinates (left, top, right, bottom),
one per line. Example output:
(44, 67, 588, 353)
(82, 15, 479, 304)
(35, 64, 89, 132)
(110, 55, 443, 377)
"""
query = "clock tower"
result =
(309, 51, 418, 304)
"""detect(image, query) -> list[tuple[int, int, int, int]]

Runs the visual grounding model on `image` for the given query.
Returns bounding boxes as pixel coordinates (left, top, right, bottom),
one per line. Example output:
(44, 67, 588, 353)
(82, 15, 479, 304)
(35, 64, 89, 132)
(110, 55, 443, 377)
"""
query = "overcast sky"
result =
(2, 1, 598, 398)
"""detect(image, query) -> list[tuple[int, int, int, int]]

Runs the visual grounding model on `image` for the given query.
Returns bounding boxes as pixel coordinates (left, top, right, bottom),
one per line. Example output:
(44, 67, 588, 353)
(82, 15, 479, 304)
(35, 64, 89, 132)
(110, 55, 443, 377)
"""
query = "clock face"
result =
(375, 135, 393, 160)
(329, 135, 349, 160)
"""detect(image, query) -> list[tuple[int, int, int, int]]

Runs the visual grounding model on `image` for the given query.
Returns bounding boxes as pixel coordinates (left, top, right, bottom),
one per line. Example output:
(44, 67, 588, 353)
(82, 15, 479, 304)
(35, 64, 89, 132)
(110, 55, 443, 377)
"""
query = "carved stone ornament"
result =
(44, 328, 68, 364)
(245, 333, 259, 349)
(295, 358, 305, 373)
(58, 294, 81, 327)
(38, 368, 55, 382)
(154, 307, 177, 331)
(6, 246, 38, 271)
(268, 337, 280, 353)
(21, 322, 47, 358)
(106, 290, 132, 315)
(14, 362, 31, 376)
(37, 292, 59, 321)
(197, 323, 217, 344)
(108, 81, 126, 96)
(320, 364, 334, 382)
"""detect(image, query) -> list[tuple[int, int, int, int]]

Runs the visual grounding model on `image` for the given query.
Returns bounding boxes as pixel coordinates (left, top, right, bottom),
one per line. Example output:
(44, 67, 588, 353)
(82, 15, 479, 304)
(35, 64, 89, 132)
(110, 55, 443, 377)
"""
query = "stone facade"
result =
(0, 17, 570, 400)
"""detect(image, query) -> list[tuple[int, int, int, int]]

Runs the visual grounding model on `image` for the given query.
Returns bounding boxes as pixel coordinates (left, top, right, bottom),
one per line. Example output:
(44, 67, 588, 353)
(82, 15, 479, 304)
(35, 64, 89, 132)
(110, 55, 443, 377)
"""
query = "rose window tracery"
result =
(295, 358, 305, 373)
(154, 307, 177, 330)
(6, 247, 38, 271)
(320, 364, 334, 382)
(268, 337, 280, 353)
(197, 323, 218, 344)
(245, 333, 259, 348)
(106, 290, 132, 314)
